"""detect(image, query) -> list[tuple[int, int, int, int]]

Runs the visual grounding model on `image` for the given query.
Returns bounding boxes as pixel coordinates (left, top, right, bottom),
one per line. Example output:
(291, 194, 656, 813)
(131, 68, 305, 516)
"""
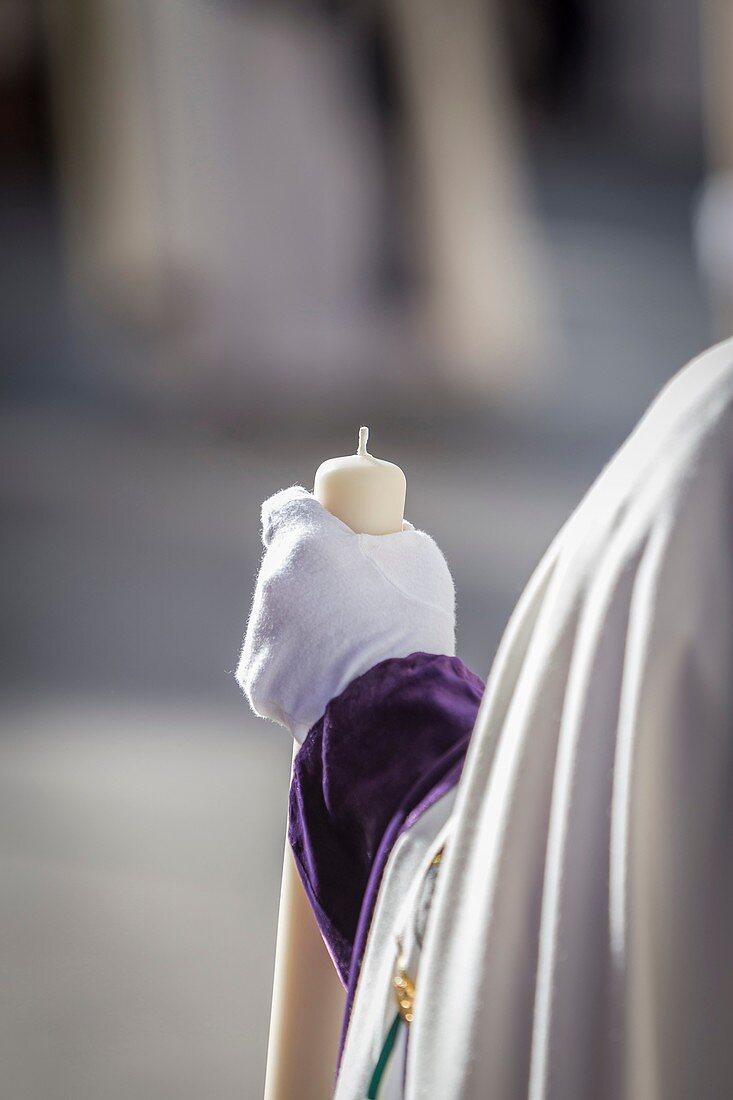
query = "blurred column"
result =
(696, 0, 733, 336)
(44, 0, 172, 325)
(387, 0, 546, 396)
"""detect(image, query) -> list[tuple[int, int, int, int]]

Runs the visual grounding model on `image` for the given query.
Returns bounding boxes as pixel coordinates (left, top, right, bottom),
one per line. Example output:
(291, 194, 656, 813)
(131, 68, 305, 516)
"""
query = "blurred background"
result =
(0, 0, 728, 1096)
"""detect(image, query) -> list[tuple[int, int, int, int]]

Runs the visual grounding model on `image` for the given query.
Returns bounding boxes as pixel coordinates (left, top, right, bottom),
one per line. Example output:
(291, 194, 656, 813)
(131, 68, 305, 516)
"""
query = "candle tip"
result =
(357, 426, 369, 456)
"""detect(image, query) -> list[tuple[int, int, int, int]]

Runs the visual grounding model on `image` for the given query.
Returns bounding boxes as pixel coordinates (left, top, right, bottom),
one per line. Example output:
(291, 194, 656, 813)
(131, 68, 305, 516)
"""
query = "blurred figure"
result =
(45, 0, 390, 402)
(44, 0, 546, 412)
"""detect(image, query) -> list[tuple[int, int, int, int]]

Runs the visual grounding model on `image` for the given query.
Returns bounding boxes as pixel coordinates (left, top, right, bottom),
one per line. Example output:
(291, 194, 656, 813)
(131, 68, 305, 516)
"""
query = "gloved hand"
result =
(237, 486, 456, 741)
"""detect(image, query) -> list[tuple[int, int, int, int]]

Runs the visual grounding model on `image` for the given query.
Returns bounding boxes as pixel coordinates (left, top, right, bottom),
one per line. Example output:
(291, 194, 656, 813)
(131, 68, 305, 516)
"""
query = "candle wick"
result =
(357, 426, 369, 457)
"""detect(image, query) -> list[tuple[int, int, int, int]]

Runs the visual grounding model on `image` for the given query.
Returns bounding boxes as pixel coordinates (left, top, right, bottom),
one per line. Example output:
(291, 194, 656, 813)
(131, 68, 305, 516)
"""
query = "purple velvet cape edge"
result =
(286, 651, 484, 1060)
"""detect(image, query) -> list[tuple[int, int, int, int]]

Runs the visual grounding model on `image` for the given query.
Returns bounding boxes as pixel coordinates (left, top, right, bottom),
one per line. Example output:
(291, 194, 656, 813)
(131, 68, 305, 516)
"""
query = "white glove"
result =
(237, 486, 456, 741)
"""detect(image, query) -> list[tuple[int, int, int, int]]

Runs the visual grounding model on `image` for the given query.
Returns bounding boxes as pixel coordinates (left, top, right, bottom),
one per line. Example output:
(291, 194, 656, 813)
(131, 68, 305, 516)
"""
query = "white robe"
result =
(338, 338, 733, 1099)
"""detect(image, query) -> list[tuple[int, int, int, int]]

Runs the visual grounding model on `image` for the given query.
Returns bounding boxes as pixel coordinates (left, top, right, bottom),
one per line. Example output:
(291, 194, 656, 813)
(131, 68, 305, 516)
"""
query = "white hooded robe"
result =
(338, 338, 733, 1100)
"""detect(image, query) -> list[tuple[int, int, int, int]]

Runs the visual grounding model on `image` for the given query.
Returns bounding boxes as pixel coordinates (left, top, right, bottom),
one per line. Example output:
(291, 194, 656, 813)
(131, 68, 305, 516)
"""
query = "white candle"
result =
(263, 773, 345, 1100)
(314, 426, 406, 535)
(264, 428, 407, 1100)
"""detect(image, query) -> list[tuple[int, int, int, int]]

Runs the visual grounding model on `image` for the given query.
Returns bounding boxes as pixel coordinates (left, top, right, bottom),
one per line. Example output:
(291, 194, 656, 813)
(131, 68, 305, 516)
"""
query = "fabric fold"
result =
(288, 651, 484, 986)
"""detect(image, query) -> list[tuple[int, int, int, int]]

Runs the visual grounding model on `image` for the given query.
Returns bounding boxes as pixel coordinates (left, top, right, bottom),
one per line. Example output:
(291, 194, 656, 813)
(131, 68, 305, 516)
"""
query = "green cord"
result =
(367, 1013, 403, 1099)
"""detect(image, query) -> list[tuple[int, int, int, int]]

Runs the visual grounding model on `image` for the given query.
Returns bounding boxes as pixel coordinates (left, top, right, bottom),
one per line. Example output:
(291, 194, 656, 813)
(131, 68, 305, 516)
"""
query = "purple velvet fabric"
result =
(288, 652, 485, 991)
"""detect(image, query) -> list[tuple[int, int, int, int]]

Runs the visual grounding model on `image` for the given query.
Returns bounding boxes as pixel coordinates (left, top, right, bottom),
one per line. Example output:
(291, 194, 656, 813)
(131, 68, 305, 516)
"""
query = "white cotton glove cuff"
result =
(237, 486, 456, 741)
